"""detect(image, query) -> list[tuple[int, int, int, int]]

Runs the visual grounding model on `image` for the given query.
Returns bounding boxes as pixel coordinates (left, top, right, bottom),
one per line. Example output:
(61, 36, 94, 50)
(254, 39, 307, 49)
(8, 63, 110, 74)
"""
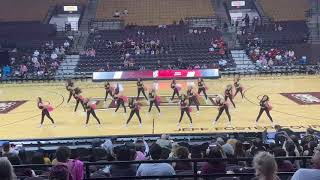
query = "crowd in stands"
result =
(244, 37, 309, 68)
(79, 48, 96, 58)
(1, 39, 72, 79)
(0, 126, 320, 179)
(113, 9, 129, 18)
(209, 38, 228, 58)
(78, 24, 234, 72)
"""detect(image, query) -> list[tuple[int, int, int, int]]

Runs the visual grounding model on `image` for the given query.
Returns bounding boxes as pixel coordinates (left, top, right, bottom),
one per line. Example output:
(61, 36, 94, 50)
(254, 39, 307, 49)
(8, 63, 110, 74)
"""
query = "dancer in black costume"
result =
(233, 77, 244, 99)
(37, 97, 55, 128)
(104, 81, 113, 101)
(170, 79, 180, 101)
(126, 98, 142, 127)
(83, 98, 101, 127)
(66, 79, 74, 103)
(255, 95, 274, 126)
(224, 84, 236, 108)
(73, 87, 86, 112)
(187, 86, 200, 112)
(137, 78, 148, 100)
(212, 96, 231, 127)
(177, 94, 193, 128)
(148, 89, 161, 114)
(114, 84, 127, 113)
(197, 78, 208, 100)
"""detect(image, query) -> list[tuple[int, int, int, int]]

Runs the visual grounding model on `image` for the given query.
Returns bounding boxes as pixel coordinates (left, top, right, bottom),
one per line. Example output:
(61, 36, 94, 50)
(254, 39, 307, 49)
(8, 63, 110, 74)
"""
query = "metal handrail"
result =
(13, 156, 312, 180)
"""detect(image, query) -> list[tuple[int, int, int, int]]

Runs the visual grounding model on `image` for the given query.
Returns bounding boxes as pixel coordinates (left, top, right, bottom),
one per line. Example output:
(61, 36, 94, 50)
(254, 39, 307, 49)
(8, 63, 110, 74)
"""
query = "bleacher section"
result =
(0, 0, 87, 22)
(259, 0, 309, 21)
(254, 21, 309, 46)
(77, 25, 234, 72)
(0, 22, 68, 49)
(96, 0, 215, 26)
(0, 23, 72, 79)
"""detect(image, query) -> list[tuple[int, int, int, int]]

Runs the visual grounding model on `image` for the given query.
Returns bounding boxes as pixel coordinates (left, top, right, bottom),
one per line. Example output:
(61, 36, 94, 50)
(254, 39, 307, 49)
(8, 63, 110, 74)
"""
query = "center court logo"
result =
(280, 92, 320, 105)
(0, 101, 27, 114)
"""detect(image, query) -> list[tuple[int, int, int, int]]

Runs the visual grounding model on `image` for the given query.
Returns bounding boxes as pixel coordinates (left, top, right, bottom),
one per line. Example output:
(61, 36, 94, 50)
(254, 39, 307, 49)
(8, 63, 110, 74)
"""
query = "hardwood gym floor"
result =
(0, 75, 319, 140)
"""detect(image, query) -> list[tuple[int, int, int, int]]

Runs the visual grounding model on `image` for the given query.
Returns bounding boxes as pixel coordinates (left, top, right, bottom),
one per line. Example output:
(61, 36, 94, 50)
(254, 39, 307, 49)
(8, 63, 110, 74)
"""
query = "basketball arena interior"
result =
(0, 0, 320, 179)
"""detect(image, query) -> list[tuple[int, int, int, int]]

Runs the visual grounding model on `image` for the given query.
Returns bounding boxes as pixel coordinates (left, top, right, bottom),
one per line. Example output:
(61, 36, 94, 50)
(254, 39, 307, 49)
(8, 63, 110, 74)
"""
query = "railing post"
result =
(302, 157, 307, 168)
(193, 160, 198, 180)
(85, 163, 90, 179)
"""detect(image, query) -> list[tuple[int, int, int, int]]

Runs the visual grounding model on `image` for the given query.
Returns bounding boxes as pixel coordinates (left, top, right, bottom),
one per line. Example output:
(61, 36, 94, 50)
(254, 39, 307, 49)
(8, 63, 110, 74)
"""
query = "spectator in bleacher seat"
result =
(201, 143, 226, 175)
(4, 153, 36, 178)
(136, 143, 175, 177)
(123, 9, 128, 15)
(169, 143, 180, 160)
(283, 140, 300, 169)
(252, 151, 280, 180)
(2, 65, 11, 78)
(291, 151, 320, 180)
(51, 61, 59, 70)
(0, 157, 16, 180)
(49, 164, 70, 180)
(51, 51, 58, 60)
(291, 135, 303, 154)
(1, 142, 19, 156)
(234, 141, 246, 159)
(303, 141, 318, 157)
(106, 40, 112, 48)
(288, 50, 295, 58)
(134, 138, 149, 160)
(247, 138, 266, 157)
(301, 128, 319, 148)
(222, 140, 235, 158)
(179, 18, 184, 25)
(160, 147, 171, 160)
(108, 145, 137, 177)
(52, 146, 84, 180)
(20, 64, 28, 78)
(201, 64, 208, 69)
(156, 134, 172, 150)
(273, 147, 294, 172)
(190, 145, 206, 169)
(33, 50, 40, 57)
(31, 152, 49, 172)
(299, 56, 307, 65)
(173, 146, 192, 171)
(113, 10, 120, 18)
(32, 56, 38, 64)
(101, 139, 115, 161)
(63, 40, 70, 49)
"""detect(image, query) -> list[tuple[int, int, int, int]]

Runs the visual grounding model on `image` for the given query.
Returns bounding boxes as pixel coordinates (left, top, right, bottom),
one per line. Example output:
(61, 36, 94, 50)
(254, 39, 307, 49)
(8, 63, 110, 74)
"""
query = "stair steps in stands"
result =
(231, 50, 256, 69)
(55, 55, 80, 78)
(78, 0, 100, 32)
